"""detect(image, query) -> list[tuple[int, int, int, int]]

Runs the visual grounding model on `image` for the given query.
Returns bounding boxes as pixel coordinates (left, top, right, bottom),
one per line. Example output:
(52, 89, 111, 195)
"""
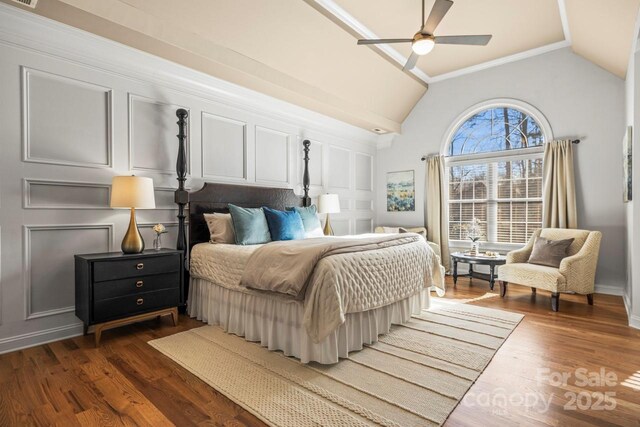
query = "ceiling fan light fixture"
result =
(412, 36, 435, 55)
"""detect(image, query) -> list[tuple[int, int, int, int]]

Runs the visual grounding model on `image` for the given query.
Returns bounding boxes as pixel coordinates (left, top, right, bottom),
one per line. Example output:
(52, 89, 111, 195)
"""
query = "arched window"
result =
(445, 101, 551, 246)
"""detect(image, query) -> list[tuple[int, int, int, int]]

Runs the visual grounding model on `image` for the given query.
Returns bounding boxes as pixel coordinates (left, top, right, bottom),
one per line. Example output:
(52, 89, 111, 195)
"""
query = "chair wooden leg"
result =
(551, 292, 560, 312)
(531, 287, 537, 294)
(587, 293, 594, 306)
(170, 307, 179, 326)
(500, 281, 508, 297)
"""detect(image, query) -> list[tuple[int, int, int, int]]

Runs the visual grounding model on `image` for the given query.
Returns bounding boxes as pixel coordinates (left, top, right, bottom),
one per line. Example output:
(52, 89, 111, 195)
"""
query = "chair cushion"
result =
(499, 263, 566, 292)
(528, 237, 574, 268)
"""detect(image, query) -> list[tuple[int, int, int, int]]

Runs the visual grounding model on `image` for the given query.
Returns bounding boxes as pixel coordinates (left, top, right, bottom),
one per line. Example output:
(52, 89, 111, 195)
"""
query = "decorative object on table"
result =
(465, 218, 484, 256)
(110, 176, 156, 254)
(75, 249, 183, 346)
(623, 126, 633, 202)
(484, 251, 500, 257)
(152, 223, 168, 250)
(498, 228, 602, 311)
(451, 251, 506, 291)
(387, 170, 415, 212)
(318, 193, 340, 236)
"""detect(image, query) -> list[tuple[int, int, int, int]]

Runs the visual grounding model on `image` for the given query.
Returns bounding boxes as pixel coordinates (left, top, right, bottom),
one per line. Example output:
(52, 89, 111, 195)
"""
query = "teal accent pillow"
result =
(288, 205, 323, 238)
(228, 204, 271, 245)
(263, 207, 305, 241)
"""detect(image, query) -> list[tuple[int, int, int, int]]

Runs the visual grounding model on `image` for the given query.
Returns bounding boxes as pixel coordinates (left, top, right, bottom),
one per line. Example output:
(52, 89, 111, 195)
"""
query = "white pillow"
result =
(382, 226, 400, 234)
(203, 213, 236, 244)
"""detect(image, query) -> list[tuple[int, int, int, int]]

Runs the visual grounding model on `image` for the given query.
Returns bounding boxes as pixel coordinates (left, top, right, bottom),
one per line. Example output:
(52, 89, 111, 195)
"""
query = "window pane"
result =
(449, 183, 460, 200)
(528, 178, 542, 198)
(528, 201, 542, 222)
(448, 107, 545, 156)
(512, 179, 526, 198)
(461, 182, 474, 199)
(498, 180, 511, 198)
(529, 158, 543, 178)
(474, 182, 487, 199)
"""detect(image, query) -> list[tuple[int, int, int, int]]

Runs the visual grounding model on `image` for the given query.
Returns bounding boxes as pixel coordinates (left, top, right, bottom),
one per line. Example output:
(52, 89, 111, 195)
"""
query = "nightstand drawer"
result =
(93, 272, 180, 301)
(93, 288, 180, 323)
(93, 254, 180, 282)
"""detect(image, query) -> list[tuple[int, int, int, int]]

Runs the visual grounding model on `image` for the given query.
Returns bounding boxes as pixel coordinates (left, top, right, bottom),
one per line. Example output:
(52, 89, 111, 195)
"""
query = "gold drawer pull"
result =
(136, 263, 144, 270)
(135, 280, 144, 288)
(136, 298, 144, 306)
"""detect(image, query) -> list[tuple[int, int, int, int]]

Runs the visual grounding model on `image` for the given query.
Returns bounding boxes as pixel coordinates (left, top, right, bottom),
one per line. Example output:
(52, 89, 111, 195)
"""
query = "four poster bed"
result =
(173, 109, 445, 364)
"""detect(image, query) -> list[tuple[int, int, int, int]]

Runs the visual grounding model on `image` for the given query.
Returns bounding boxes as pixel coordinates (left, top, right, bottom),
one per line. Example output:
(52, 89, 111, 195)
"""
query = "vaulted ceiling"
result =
(3, 0, 640, 134)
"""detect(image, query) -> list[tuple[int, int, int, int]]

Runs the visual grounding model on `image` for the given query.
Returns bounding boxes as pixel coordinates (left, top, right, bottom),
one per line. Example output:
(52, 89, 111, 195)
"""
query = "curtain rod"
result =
(420, 139, 581, 161)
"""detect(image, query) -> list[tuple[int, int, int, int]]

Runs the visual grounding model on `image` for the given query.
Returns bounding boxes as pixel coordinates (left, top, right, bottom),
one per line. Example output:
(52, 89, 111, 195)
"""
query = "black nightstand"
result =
(75, 249, 184, 346)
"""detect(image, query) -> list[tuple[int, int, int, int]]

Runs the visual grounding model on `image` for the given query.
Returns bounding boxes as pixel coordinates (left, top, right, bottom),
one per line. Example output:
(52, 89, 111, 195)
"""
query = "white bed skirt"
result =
(187, 278, 430, 364)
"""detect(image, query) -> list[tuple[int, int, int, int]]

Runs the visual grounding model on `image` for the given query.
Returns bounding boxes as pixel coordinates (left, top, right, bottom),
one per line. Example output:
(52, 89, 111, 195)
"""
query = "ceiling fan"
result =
(357, 0, 492, 71)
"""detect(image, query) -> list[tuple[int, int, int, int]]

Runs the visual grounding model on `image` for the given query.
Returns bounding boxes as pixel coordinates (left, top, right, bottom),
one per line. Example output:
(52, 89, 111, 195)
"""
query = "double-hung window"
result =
(446, 103, 549, 247)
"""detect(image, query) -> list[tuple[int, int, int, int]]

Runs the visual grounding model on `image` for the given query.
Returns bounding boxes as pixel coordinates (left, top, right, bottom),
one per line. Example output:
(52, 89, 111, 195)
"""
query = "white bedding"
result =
(190, 235, 444, 342)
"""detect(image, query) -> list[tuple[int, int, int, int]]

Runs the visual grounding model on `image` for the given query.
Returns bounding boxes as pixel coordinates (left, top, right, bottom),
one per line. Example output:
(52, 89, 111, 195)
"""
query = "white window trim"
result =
(442, 99, 553, 252)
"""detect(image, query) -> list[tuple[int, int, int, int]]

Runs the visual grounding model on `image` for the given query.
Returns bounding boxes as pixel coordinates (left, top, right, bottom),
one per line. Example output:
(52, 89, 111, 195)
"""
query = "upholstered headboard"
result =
(187, 182, 305, 250)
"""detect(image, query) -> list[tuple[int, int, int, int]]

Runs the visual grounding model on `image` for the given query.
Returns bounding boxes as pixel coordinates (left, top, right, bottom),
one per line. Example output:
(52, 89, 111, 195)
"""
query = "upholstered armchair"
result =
(498, 228, 602, 311)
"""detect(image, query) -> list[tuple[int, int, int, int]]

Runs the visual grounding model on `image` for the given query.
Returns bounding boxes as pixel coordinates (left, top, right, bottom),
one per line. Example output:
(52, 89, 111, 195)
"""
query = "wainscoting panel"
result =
(355, 153, 373, 191)
(201, 112, 246, 181)
(355, 200, 374, 211)
(129, 94, 190, 174)
(24, 224, 113, 320)
(328, 146, 351, 189)
(0, 4, 379, 353)
(255, 126, 290, 185)
(24, 179, 111, 209)
(356, 219, 373, 234)
(22, 67, 112, 168)
(331, 219, 351, 236)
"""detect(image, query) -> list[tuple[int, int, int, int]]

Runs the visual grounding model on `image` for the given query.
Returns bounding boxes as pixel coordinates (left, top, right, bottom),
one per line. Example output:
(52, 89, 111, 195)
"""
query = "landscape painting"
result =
(387, 170, 415, 212)
(624, 126, 633, 203)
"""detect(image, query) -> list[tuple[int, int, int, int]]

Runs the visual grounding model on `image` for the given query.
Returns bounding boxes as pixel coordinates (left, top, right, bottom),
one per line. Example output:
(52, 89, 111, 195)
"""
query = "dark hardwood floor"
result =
(1, 278, 639, 426)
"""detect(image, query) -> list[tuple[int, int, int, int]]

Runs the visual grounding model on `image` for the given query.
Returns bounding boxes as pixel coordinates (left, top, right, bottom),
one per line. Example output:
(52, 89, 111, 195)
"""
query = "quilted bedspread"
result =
(190, 234, 445, 342)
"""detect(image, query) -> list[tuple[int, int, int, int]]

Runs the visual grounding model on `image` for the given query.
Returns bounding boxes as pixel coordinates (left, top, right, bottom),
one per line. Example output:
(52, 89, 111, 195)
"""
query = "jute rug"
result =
(149, 303, 523, 427)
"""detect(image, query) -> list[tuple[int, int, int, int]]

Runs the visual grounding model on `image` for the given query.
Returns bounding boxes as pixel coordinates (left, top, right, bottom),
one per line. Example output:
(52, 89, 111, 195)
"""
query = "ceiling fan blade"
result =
(402, 52, 419, 71)
(357, 38, 413, 45)
(434, 35, 492, 45)
(422, 0, 453, 34)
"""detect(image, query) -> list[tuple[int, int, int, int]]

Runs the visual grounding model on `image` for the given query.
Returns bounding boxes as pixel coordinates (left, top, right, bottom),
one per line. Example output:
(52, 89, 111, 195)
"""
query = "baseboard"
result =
(0, 323, 83, 354)
(594, 284, 625, 296)
(630, 314, 640, 329)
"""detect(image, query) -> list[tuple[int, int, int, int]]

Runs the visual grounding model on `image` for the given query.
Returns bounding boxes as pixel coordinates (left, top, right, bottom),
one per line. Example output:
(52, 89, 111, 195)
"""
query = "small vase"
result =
(470, 241, 479, 256)
(153, 234, 162, 250)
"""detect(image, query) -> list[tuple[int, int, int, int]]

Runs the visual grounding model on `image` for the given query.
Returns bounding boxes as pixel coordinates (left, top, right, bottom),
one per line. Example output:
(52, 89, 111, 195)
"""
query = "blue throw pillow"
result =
(263, 207, 305, 241)
(228, 204, 271, 245)
(287, 205, 323, 238)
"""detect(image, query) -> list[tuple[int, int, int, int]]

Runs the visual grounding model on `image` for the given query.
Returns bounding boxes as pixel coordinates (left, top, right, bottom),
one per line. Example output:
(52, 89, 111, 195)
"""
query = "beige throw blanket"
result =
(242, 234, 430, 298)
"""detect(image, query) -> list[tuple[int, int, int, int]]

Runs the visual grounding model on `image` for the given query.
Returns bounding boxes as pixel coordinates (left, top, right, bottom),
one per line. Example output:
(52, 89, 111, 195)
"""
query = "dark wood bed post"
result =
(175, 108, 189, 304)
(302, 139, 311, 207)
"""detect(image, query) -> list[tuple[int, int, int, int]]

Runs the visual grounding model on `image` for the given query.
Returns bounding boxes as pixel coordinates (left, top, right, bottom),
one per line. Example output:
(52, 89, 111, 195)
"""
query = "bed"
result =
(172, 109, 445, 363)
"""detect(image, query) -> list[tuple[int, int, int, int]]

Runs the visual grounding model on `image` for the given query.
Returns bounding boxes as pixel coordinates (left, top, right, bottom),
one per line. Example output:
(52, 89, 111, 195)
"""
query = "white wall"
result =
(376, 48, 627, 294)
(0, 5, 377, 353)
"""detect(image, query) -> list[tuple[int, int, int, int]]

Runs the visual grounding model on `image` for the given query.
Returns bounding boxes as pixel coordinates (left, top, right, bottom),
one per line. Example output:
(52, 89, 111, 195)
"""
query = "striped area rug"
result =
(149, 303, 523, 426)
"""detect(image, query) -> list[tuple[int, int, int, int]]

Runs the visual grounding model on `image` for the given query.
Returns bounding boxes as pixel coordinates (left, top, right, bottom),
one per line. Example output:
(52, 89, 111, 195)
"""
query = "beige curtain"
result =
(543, 139, 578, 229)
(425, 155, 451, 272)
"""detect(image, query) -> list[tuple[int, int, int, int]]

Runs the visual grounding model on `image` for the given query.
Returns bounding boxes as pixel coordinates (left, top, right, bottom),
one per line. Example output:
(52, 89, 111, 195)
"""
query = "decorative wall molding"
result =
(355, 152, 373, 192)
(128, 93, 191, 175)
(328, 145, 351, 190)
(0, 4, 378, 148)
(23, 178, 111, 209)
(254, 125, 291, 186)
(23, 224, 114, 320)
(355, 199, 374, 211)
(201, 111, 248, 183)
(21, 66, 113, 169)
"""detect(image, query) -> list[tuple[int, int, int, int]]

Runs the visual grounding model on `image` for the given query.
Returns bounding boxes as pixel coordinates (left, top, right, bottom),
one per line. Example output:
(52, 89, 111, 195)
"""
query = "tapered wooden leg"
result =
(94, 325, 103, 347)
(587, 293, 594, 306)
(551, 293, 560, 312)
(83, 323, 89, 336)
(170, 307, 179, 326)
(531, 287, 537, 294)
(500, 281, 508, 297)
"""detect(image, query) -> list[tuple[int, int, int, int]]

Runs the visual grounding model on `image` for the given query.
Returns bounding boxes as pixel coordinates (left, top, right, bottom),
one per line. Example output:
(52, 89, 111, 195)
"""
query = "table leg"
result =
(489, 264, 495, 290)
(453, 259, 458, 288)
(469, 264, 474, 284)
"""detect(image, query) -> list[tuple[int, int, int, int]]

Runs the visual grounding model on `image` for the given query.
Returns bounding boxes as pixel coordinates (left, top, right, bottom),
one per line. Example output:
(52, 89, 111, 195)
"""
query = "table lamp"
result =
(318, 193, 340, 236)
(110, 176, 156, 254)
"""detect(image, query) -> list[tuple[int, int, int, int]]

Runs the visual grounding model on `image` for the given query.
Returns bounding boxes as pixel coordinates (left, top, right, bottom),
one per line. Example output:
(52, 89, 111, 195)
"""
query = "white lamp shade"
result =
(318, 193, 340, 214)
(110, 176, 156, 209)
